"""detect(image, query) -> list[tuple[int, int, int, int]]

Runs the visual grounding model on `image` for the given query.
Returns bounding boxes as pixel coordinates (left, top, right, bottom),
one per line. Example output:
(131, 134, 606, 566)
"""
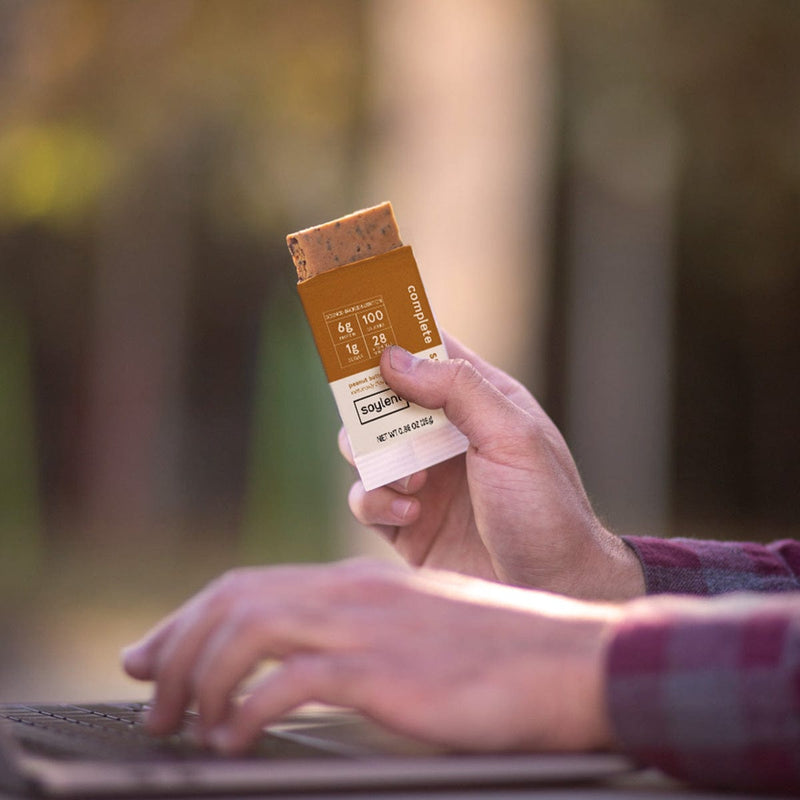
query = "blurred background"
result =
(1, 0, 798, 700)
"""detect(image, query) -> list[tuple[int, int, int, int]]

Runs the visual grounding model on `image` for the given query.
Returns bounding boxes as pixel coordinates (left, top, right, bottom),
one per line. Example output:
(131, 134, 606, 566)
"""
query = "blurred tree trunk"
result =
(363, 0, 553, 384)
(84, 144, 190, 544)
(555, 2, 677, 536)
(0, 293, 41, 591)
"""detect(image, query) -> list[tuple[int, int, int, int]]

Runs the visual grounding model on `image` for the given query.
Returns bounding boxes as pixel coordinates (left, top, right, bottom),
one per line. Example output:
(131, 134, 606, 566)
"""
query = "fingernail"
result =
(391, 497, 414, 521)
(388, 346, 416, 373)
(120, 644, 144, 671)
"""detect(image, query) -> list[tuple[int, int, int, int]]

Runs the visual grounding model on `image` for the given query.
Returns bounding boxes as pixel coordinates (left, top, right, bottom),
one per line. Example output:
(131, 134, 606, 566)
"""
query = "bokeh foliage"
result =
(0, 0, 366, 596)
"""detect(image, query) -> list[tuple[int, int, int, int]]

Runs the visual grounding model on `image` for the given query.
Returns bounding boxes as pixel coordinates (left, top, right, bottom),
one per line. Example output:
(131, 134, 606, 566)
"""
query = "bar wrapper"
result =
(295, 245, 468, 490)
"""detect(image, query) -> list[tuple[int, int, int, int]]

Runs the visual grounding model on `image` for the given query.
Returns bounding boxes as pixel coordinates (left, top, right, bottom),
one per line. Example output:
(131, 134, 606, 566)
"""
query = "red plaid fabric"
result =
(607, 537, 800, 792)
(624, 536, 800, 595)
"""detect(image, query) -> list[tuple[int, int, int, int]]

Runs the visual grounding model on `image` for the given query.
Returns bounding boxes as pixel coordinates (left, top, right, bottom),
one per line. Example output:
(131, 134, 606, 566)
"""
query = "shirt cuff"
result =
(622, 535, 800, 595)
(605, 594, 800, 792)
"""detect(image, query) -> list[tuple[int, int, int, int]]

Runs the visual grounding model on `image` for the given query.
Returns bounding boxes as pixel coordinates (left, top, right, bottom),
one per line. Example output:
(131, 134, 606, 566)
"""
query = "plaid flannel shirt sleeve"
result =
(623, 536, 800, 595)
(607, 538, 800, 791)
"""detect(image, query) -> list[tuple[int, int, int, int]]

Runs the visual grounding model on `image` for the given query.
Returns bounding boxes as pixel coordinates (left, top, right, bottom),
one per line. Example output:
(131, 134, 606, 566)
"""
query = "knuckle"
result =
(282, 653, 322, 688)
(517, 417, 544, 450)
(209, 566, 264, 602)
(228, 601, 268, 638)
(330, 558, 406, 605)
(209, 568, 246, 597)
(449, 357, 483, 392)
(191, 664, 219, 701)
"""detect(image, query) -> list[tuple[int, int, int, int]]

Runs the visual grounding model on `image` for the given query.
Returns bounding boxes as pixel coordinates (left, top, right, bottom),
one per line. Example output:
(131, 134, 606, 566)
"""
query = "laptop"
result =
(0, 700, 636, 796)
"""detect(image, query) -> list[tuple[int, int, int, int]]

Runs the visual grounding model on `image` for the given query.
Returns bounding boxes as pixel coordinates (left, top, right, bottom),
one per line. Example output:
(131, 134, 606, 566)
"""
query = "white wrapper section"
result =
(329, 345, 468, 490)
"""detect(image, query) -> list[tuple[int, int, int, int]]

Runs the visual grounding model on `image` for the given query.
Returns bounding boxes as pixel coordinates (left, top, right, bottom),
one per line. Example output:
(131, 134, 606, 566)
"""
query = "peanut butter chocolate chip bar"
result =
(286, 202, 403, 280)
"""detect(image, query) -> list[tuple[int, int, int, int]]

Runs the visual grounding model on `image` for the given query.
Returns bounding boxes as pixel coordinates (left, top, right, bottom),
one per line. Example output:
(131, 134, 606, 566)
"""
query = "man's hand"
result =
(122, 559, 618, 755)
(341, 334, 644, 601)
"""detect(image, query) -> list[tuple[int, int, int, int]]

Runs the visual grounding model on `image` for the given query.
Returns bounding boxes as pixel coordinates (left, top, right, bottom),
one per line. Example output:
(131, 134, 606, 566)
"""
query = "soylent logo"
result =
(354, 388, 410, 425)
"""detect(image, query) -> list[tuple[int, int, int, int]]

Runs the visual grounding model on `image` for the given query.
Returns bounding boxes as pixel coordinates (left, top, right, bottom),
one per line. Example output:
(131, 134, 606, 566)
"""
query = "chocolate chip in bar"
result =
(286, 202, 404, 281)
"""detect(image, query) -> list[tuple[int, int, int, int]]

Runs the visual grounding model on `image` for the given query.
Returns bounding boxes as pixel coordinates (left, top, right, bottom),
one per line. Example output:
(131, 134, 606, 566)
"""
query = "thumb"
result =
(380, 346, 520, 453)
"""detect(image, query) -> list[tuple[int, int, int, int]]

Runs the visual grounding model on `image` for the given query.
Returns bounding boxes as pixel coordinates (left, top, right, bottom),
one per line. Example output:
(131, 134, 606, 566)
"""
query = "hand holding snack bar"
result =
(341, 333, 645, 601)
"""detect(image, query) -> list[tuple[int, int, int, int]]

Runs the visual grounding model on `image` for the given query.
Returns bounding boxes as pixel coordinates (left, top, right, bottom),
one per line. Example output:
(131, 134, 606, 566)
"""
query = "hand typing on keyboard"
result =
(122, 559, 618, 756)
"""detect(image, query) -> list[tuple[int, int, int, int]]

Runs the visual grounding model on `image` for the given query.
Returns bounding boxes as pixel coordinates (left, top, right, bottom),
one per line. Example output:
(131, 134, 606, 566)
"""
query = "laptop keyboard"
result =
(0, 702, 337, 762)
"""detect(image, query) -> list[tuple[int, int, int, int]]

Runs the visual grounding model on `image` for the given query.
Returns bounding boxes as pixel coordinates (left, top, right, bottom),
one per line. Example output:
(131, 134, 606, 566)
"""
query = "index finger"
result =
(441, 331, 538, 416)
(122, 604, 194, 680)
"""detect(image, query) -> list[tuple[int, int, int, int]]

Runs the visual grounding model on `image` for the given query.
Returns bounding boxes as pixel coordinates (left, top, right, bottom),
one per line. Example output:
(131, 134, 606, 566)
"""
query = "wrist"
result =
(541, 605, 621, 751)
(571, 524, 647, 602)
